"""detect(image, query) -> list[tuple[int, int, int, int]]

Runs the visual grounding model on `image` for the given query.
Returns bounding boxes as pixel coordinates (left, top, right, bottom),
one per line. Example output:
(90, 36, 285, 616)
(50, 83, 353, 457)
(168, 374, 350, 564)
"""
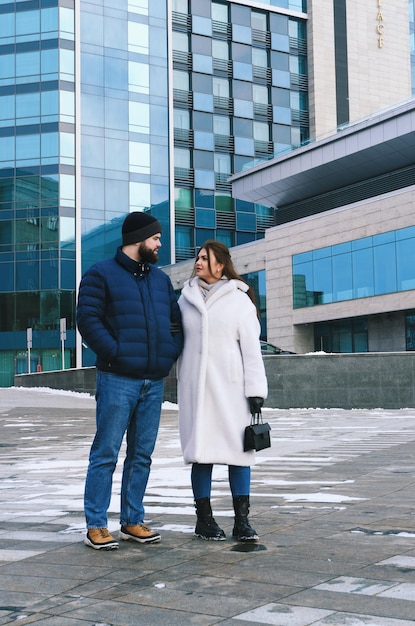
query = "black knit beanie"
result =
(122, 212, 162, 245)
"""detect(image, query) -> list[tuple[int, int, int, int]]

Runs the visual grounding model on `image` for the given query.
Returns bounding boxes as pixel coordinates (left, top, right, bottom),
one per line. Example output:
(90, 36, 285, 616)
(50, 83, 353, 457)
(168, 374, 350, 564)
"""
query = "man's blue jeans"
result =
(84, 370, 164, 529)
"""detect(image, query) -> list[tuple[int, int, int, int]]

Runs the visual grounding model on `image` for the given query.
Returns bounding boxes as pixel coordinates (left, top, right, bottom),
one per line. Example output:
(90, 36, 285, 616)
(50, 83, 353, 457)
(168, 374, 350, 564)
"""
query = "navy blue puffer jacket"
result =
(76, 247, 183, 379)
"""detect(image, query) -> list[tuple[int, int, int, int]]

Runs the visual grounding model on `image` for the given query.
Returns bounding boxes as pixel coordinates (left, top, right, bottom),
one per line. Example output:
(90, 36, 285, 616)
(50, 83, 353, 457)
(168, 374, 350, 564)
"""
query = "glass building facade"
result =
(292, 225, 415, 309)
(172, 0, 308, 259)
(0, 0, 308, 385)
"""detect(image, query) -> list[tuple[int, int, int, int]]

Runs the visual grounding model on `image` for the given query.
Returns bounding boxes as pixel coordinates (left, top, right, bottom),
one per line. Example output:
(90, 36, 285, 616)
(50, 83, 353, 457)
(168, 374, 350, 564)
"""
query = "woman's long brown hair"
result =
(192, 240, 259, 313)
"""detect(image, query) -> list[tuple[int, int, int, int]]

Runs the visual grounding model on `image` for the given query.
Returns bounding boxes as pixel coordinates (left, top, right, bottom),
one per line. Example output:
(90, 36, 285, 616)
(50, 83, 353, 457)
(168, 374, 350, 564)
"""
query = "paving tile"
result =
(379, 556, 415, 569)
(314, 576, 401, 595)
(379, 583, 415, 601)
(231, 603, 334, 625)
(312, 613, 415, 625)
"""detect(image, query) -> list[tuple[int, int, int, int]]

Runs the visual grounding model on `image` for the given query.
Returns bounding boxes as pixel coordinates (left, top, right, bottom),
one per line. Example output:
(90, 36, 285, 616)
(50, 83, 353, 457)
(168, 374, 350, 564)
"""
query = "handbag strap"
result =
(250, 409, 263, 425)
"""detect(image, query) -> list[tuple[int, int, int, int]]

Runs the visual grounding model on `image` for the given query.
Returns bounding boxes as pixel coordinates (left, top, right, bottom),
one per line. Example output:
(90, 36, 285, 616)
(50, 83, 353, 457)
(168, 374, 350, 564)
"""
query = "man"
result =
(77, 212, 183, 550)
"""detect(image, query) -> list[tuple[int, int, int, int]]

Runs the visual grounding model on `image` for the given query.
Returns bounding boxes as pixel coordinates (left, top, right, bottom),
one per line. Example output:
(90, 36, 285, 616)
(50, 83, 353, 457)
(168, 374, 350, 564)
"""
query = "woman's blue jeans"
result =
(84, 370, 164, 529)
(191, 463, 250, 499)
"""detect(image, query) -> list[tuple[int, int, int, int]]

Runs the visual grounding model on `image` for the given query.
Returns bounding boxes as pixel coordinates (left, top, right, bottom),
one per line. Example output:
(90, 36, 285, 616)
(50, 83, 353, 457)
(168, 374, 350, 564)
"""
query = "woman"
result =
(177, 241, 268, 542)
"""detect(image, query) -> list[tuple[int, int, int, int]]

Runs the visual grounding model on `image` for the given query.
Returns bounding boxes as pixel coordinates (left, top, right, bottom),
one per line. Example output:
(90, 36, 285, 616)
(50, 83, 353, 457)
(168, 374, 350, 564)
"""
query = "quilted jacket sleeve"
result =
(76, 264, 118, 363)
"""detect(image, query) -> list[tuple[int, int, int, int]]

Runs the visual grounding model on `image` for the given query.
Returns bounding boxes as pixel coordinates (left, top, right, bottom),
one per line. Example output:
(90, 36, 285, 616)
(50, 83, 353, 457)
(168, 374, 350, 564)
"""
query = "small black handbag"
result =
(243, 409, 271, 452)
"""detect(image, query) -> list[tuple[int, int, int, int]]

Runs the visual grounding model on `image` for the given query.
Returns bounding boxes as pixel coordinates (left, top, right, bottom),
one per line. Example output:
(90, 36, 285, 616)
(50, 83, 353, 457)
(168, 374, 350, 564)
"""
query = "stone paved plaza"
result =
(1, 386, 415, 625)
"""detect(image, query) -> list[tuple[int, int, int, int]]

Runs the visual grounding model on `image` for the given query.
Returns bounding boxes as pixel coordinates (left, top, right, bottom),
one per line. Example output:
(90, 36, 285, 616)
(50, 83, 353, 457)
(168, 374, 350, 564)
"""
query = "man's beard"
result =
(138, 242, 158, 264)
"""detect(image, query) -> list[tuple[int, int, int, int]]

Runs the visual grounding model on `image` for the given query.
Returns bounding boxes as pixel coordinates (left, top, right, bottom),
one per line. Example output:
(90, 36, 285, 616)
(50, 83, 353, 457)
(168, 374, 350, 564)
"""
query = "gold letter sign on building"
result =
(377, 0, 384, 48)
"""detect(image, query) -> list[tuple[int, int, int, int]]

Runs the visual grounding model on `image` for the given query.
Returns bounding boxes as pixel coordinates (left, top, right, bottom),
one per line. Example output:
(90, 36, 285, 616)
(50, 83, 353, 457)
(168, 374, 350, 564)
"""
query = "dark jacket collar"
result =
(115, 246, 150, 275)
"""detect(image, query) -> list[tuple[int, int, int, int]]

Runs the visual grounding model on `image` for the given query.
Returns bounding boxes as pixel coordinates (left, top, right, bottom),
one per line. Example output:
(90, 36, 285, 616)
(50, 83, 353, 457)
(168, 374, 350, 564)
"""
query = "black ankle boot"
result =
(194, 498, 226, 540)
(232, 496, 258, 542)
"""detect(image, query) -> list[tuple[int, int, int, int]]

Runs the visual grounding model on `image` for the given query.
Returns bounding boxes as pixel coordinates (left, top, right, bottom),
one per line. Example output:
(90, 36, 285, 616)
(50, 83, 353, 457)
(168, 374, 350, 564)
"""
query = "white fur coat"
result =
(177, 277, 268, 466)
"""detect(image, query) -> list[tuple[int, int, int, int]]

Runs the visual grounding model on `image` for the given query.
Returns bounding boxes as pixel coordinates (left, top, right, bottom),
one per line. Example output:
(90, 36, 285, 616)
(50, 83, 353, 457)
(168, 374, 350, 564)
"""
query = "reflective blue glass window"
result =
(149, 66, 168, 97)
(212, 2, 228, 22)
(82, 177, 105, 210)
(374, 242, 396, 295)
(150, 144, 168, 175)
(41, 132, 58, 158)
(194, 112, 213, 131)
(60, 90, 75, 122)
(60, 49, 74, 79)
(81, 94, 104, 127)
(233, 62, 252, 81)
(192, 16, 212, 37)
(0, 220, 13, 249)
(129, 61, 149, 94)
(195, 189, 214, 209)
(311, 257, 331, 304)
(60, 260, 75, 289)
(16, 10, 40, 36)
(16, 51, 40, 77)
(105, 138, 127, 171)
(0, 13, 14, 39)
(313, 246, 330, 260)
(236, 212, 256, 232)
(0, 263, 13, 291)
(105, 57, 128, 90)
(82, 53, 104, 86)
(271, 33, 289, 52)
(373, 231, 395, 245)
(293, 259, 313, 308)
(16, 134, 40, 161)
(293, 225, 415, 308)
(196, 228, 214, 246)
(41, 259, 58, 289)
(332, 252, 352, 301)
(193, 92, 213, 112)
(396, 225, 415, 240)
(272, 69, 290, 88)
(214, 152, 230, 174)
(232, 25, 251, 44)
(213, 115, 229, 135)
(106, 179, 128, 212)
(293, 251, 312, 264)
(233, 99, 253, 118)
(194, 131, 214, 150)
(196, 208, 215, 228)
(104, 15, 128, 49)
(82, 136, 105, 168)
(130, 100, 150, 133)
(41, 7, 58, 33)
(233, 80, 252, 100)
(16, 93, 40, 119)
(0, 95, 15, 121)
(193, 72, 213, 93)
(193, 54, 213, 74)
(194, 170, 214, 189)
(352, 247, 374, 298)
(216, 229, 233, 248)
(16, 261, 39, 291)
(60, 7, 75, 39)
(81, 11, 103, 45)
(105, 98, 128, 131)
(234, 137, 254, 156)
(397, 238, 415, 290)
(0, 55, 14, 80)
(41, 90, 58, 117)
(194, 150, 214, 169)
(175, 226, 193, 257)
(232, 43, 251, 63)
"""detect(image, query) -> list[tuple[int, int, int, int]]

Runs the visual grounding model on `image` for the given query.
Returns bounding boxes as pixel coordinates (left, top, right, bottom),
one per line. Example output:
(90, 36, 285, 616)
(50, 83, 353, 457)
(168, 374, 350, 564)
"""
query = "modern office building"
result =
(0, 0, 308, 385)
(165, 0, 415, 356)
(0, 0, 414, 386)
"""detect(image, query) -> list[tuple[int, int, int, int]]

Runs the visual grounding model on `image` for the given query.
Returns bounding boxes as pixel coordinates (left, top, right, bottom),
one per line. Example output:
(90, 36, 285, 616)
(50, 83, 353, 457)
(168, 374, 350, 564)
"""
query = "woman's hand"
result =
(248, 397, 264, 414)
